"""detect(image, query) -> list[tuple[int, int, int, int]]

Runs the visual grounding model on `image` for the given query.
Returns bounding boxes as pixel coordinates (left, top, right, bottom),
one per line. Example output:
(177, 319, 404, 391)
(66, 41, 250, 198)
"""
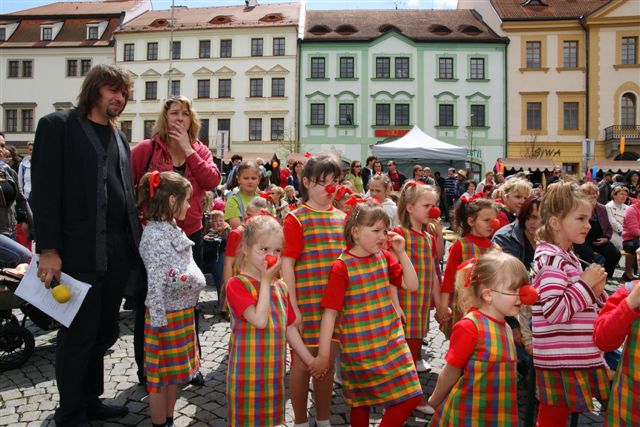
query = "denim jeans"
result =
(0, 233, 31, 268)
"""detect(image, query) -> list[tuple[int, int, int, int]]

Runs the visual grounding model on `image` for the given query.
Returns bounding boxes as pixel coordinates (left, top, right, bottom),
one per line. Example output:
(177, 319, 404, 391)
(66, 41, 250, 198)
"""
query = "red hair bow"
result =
(405, 180, 425, 188)
(460, 192, 484, 203)
(259, 191, 271, 200)
(457, 258, 477, 288)
(149, 171, 161, 198)
(335, 185, 354, 201)
(344, 196, 380, 222)
(304, 152, 312, 158)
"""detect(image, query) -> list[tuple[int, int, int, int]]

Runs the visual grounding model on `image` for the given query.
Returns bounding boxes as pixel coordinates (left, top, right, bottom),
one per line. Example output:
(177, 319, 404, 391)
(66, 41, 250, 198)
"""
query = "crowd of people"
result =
(1, 63, 635, 427)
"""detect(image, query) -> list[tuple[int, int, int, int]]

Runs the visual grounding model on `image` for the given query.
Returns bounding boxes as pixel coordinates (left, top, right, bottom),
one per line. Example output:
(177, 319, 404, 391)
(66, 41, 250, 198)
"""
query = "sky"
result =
(0, 0, 458, 14)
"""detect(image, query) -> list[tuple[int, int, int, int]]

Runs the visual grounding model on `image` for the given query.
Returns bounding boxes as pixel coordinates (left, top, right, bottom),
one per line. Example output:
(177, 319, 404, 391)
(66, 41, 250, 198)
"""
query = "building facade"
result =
(115, 3, 302, 156)
(298, 10, 507, 175)
(0, 0, 151, 146)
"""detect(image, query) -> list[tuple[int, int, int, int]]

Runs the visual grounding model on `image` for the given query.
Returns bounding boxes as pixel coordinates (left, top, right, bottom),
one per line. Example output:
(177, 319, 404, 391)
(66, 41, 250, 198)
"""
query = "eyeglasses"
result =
(490, 289, 520, 297)
(355, 165, 361, 168)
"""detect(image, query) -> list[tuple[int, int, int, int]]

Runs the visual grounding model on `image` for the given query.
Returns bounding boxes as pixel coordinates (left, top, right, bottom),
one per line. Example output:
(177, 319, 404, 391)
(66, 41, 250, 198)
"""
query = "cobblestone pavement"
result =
(1, 274, 624, 426)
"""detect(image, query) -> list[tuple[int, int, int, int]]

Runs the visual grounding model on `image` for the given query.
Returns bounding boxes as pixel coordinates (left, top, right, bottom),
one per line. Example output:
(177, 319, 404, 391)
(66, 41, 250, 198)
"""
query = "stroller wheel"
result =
(0, 323, 35, 371)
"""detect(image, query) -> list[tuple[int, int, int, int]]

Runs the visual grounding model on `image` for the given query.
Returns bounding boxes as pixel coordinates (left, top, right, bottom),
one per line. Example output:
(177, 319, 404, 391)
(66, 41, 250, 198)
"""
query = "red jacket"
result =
(131, 136, 220, 235)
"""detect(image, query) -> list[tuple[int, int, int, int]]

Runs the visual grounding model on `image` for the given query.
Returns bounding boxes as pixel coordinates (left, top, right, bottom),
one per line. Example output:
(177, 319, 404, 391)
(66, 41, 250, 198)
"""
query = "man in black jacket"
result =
(32, 64, 141, 427)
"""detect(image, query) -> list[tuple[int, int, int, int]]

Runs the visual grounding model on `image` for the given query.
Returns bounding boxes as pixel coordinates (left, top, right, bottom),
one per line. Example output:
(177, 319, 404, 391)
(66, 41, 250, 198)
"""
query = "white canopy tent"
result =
(372, 126, 467, 175)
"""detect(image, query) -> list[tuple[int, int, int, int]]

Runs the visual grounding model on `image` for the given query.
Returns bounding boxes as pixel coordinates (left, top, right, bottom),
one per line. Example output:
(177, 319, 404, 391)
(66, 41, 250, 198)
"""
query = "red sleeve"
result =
(185, 142, 221, 190)
(286, 292, 296, 326)
(226, 277, 258, 319)
(497, 210, 510, 229)
(321, 260, 349, 310)
(442, 240, 462, 293)
(594, 285, 640, 351)
(445, 317, 479, 368)
(282, 213, 304, 259)
(130, 139, 153, 186)
(384, 250, 403, 288)
(225, 229, 242, 257)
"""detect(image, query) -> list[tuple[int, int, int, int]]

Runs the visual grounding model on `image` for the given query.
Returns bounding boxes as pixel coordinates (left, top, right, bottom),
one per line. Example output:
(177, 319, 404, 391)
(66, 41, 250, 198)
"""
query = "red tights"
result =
(350, 395, 421, 427)
(536, 403, 571, 427)
(406, 339, 422, 365)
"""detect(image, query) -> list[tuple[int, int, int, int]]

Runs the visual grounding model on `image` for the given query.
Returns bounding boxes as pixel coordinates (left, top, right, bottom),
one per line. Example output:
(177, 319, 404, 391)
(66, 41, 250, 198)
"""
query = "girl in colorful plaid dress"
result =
(138, 171, 206, 427)
(428, 251, 528, 426)
(310, 200, 423, 427)
(282, 154, 345, 427)
(226, 215, 314, 427)
(438, 198, 498, 339)
(594, 278, 640, 426)
(532, 181, 609, 427)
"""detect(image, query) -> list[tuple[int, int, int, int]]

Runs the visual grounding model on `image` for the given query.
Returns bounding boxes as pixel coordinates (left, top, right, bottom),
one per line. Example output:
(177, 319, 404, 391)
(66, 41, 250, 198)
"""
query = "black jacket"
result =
(31, 109, 140, 274)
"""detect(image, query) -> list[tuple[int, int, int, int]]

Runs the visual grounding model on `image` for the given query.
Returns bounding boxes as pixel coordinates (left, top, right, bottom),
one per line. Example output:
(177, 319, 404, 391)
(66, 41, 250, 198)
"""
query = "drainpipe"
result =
(504, 38, 509, 159)
(580, 16, 590, 162)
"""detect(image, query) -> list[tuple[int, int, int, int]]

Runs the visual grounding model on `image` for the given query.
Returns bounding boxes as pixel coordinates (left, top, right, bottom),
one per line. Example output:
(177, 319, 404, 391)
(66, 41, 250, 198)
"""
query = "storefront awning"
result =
(501, 158, 559, 172)
(586, 160, 640, 173)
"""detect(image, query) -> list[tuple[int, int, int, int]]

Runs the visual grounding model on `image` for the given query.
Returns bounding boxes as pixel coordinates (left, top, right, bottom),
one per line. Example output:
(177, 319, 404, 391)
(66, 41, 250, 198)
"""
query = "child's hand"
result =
(260, 255, 281, 282)
(592, 276, 606, 298)
(626, 280, 640, 310)
(512, 328, 522, 345)
(308, 356, 329, 379)
(394, 306, 406, 323)
(581, 264, 607, 289)
(525, 343, 533, 355)
(387, 230, 406, 254)
(435, 305, 451, 324)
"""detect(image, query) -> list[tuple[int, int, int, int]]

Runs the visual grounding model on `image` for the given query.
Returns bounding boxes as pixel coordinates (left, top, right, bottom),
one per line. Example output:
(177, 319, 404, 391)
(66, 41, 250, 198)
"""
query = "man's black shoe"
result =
(189, 371, 205, 386)
(87, 402, 129, 420)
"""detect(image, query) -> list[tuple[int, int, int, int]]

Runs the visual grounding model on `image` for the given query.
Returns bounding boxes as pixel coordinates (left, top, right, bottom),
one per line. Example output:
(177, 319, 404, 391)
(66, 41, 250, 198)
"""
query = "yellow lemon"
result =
(51, 284, 72, 303)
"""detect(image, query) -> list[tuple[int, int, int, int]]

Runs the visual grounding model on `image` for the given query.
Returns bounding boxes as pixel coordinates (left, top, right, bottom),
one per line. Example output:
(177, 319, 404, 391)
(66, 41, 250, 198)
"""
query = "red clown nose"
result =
(325, 184, 337, 194)
(519, 285, 539, 305)
(428, 206, 441, 219)
(489, 218, 501, 230)
(265, 255, 278, 268)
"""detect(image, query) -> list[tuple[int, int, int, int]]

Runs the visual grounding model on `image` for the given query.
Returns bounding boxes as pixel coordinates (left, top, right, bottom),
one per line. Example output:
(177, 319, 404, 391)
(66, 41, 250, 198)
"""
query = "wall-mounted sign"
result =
(374, 129, 410, 137)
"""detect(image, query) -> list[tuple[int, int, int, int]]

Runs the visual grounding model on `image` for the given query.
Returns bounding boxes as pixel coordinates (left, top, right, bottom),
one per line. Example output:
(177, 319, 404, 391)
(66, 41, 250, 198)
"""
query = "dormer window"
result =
(461, 25, 482, 35)
(0, 28, 5, 41)
(336, 24, 358, 35)
(87, 26, 99, 40)
(309, 25, 331, 35)
(40, 22, 63, 41)
(430, 25, 452, 35)
(42, 27, 52, 41)
(0, 23, 19, 42)
(521, 0, 548, 5)
(86, 21, 107, 40)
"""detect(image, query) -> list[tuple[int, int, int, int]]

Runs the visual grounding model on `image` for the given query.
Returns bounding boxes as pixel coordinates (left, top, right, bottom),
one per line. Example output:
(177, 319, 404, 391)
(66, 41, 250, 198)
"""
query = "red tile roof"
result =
(8, 0, 141, 16)
(118, 3, 301, 33)
(490, 0, 612, 20)
(0, 17, 121, 47)
(304, 9, 504, 42)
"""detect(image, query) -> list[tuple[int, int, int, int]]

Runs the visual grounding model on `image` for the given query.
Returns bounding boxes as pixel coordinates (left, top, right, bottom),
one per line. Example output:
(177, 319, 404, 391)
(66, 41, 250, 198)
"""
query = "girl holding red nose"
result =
(281, 154, 346, 427)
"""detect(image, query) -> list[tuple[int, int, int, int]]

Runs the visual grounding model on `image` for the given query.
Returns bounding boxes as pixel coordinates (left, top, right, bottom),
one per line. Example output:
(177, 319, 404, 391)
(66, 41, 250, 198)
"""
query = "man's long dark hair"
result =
(77, 64, 132, 124)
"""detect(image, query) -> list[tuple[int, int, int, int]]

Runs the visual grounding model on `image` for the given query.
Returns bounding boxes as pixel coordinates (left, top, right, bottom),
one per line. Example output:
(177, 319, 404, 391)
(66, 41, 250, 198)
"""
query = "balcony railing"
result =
(605, 125, 640, 142)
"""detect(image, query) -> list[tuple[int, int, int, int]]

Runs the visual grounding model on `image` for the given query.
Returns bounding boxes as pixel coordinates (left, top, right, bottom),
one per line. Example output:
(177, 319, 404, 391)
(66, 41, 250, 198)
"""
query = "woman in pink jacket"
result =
(622, 200, 640, 277)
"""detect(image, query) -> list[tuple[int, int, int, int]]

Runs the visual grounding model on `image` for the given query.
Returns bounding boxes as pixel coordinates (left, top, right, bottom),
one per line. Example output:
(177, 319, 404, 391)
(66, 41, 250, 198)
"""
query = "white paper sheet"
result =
(14, 259, 90, 328)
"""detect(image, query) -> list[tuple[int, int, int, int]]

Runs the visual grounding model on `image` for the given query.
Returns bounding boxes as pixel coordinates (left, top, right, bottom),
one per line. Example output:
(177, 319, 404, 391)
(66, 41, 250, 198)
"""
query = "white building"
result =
(115, 2, 303, 158)
(0, 0, 151, 147)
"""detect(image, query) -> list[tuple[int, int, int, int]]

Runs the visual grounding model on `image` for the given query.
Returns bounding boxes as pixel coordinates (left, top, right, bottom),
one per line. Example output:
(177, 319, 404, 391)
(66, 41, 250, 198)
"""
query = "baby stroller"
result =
(0, 268, 60, 371)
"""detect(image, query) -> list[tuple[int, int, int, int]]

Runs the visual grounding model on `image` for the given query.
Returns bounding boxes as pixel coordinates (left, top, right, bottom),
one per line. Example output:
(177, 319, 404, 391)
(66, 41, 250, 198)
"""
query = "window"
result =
(271, 78, 284, 97)
(0, 28, 6, 41)
(199, 119, 209, 144)
(469, 58, 485, 80)
(67, 60, 78, 77)
(439, 58, 454, 79)
(145, 81, 158, 100)
(147, 42, 158, 60)
(249, 118, 262, 140)
(622, 36, 638, 65)
(22, 60, 32, 78)
(197, 80, 210, 98)
(81, 59, 92, 76)
(621, 93, 637, 126)
(218, 118, 230, 140)
(439, 104, 454, 126)
(251, 38, 263, 56)
(199, 40, 211, 58)
(310, 104, 325, 125)
(220, 39, 232, 58)
(120, 121, 132, 142)
(144, 120, 155, 139)
(395, 104, 410, 125)
(87, 26, 99, 40)
(42, 27, 52, 41)
(218, 79, 231, 98)
(271, 118, 284, 140)
(563, 102, 579, 130)
(5, 110, 17, 132)
(339, 57, 354, 78)
(21, 109, 34, 132)
(376, 57, 390, 78)
(339, 103, 354, 125)
(273, 37, 285, 56)
(250, 78, 263, 97)
(124, 43, 134, 62)
(376, 104, 390, 126)
(563, 40, 578, 68)
(470, 105, 485, 127)
(526, 102, 542, 130)
(171, 41, 181, 60)
(8, 60, 19, 78)
(395, 57, 409, 79)
(310, 57, 325, 78)
(169, 80, 180, 97)
(526, 41, 541, 68)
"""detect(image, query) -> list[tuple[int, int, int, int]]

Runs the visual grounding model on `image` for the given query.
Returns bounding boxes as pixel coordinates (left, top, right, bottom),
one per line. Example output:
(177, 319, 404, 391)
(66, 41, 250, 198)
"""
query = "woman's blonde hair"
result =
(368, 174, 392, 193)
(538, 180, 591, 243)
(237, 215, 283, 270)
(501, 178, 532, 197)
(455, 251, 528, 313)
(397, 181, 438, 229)
(153, 95, 201, 143)
(579, 182, 599, 197)
(344, 200, 390, 247)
